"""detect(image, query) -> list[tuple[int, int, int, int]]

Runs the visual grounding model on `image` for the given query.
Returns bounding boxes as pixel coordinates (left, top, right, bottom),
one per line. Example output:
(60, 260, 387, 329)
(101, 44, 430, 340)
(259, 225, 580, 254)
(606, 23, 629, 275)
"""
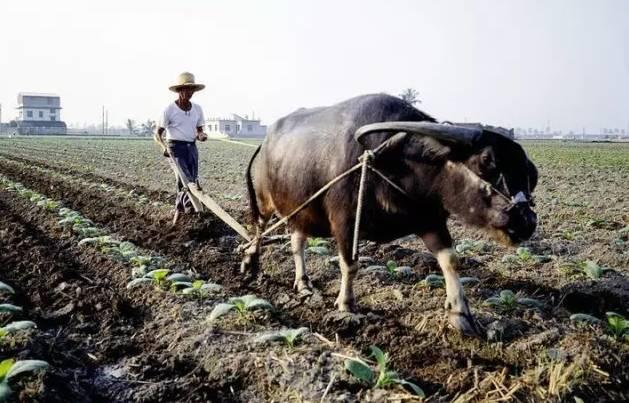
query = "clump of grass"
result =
(0, 358, 49, 400)
(209, 295, 274, 321)
(484, 290, 543, 312)
(344, 346, 424, 397)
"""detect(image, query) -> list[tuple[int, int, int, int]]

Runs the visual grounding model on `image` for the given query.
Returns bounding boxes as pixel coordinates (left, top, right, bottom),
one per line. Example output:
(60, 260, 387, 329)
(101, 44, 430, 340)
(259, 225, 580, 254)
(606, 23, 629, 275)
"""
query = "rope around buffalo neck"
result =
(352, 150, 374, 260)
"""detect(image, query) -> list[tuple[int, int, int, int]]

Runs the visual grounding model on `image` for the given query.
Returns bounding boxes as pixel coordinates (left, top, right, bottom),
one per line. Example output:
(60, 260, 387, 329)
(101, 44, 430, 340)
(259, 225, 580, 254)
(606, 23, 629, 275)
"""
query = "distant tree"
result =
(399, 88, 421, 105)
(126, 119, 136, 136)
(141, 119, 156, 135)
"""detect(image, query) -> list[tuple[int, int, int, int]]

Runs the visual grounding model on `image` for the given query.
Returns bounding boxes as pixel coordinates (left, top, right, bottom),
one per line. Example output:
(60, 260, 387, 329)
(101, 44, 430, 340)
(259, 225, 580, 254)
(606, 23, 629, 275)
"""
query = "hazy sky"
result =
(1, 0, 627, 131)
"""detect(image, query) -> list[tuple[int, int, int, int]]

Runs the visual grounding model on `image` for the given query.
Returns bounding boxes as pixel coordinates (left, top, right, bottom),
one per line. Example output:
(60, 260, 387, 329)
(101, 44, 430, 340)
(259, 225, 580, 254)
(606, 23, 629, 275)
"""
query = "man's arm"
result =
(153, 127, 169, 156)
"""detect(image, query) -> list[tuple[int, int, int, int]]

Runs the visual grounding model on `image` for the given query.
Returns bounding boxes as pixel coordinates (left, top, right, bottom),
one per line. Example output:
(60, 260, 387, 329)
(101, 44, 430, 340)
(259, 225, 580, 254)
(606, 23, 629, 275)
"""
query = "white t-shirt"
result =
(159, 102, 205, 142)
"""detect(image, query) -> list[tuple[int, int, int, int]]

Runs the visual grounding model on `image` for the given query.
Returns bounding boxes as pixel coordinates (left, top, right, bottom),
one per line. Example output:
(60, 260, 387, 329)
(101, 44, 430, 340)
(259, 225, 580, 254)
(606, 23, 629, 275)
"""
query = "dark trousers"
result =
(167, 140, 199, 213)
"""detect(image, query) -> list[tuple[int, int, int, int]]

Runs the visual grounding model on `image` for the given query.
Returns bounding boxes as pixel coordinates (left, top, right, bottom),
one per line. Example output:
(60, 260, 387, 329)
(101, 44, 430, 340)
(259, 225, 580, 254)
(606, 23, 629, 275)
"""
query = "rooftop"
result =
(18, 92, 60, 98)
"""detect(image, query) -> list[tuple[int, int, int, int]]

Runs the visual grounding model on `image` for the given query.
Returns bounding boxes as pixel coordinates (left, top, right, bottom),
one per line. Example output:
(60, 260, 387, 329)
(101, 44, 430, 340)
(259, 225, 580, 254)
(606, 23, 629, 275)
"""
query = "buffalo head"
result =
(355, 122, 538, 245)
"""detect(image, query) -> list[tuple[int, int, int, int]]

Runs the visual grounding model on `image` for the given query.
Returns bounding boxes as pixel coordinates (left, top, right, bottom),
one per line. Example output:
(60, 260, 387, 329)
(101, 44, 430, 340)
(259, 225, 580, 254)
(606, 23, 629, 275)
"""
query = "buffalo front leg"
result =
(423, 231, 481, 336)
(291, 230, 312, 292)
(334, 250, 358, 312)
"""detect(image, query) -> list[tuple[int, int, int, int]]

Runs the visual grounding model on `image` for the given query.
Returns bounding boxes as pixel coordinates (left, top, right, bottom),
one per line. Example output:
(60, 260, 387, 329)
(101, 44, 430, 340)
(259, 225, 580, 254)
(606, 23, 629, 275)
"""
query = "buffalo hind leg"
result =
(240, 217, 268, 276)
(422, 230, 481, 337)
(291, 230, 312, 292)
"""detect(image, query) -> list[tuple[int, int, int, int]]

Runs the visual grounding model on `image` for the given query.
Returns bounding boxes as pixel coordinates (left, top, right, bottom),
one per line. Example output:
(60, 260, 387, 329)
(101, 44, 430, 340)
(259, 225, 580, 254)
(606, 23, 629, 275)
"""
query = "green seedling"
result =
(0, 321, 37, 338)
(0, 282, 15, 295)
(36, 198, 60, 210)
(222, 194, 242, 201)
(605, 312, 629, 340)
(420, 274, 479, 288)
(0, 358, 49, 401)
(306, 238, 331, 255)
(344, 346, 424, 397)
(0, 304, 22, 314)
(455, 239, 493, 255)
(578, 260, 613, 280)
(209, 295, 274, 321)
(484, 290, 543, 312)
(307, 237, 330, 248)
(569, 313, 602, 325)
(501, 247, 551, 265)
(182, 280, 222, 298)
(253, 327, 309, 349)
(422, 274, 445, 288)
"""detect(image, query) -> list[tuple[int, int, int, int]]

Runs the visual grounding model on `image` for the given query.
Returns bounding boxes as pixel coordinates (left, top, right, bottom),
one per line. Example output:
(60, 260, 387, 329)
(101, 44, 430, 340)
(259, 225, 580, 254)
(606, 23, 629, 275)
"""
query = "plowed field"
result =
(1, 137, 627, 402)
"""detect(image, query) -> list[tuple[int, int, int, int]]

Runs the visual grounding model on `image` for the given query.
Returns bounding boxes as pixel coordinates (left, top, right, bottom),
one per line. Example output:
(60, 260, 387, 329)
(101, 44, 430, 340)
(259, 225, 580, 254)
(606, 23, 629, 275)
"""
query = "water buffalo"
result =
(241, 94, 538, 335)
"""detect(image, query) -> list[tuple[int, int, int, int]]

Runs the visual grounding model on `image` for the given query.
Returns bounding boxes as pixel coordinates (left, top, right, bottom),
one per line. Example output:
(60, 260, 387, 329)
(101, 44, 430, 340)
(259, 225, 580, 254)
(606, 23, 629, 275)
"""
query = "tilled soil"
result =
(1, 146, 628, 402)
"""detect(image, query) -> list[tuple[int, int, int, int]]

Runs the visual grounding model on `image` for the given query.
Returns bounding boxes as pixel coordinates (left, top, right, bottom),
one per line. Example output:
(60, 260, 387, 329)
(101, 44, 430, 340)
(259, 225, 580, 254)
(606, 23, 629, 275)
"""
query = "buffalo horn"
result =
(355, 121, 483, 146)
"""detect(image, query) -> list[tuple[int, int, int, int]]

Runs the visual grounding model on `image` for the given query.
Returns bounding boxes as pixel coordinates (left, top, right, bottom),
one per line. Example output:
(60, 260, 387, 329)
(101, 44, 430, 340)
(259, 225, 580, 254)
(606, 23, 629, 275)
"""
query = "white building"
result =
(16, 92, 67, 135)
(206, 113, 266, 138)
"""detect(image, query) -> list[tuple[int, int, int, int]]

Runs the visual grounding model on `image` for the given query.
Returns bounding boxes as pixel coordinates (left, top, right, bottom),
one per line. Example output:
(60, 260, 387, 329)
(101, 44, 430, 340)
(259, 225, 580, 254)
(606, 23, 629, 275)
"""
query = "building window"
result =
(50, 116, 55, 121)
(50, 108, 55, 113)
(39, 111, 44, 118)
(247, 125, 252, 131)
(27, 111, 33, 118)
(225, 124, 230, 131)
(237, 125, 241, 131)
(214, 124, 218, 131)
(47, 98, 53, 105)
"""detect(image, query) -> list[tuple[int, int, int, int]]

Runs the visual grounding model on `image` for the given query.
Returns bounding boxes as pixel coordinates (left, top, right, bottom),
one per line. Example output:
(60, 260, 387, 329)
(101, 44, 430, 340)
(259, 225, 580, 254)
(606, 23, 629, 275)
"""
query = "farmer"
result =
(154, 72, 208, 226)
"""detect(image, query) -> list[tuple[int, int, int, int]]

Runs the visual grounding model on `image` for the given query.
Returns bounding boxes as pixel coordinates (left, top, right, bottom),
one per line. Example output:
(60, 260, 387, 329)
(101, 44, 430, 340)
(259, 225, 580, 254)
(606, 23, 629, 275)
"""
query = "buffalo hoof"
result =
(448, 310, 483, 337)
(334, 296, 356, 313)
(293, 277, 313, 293)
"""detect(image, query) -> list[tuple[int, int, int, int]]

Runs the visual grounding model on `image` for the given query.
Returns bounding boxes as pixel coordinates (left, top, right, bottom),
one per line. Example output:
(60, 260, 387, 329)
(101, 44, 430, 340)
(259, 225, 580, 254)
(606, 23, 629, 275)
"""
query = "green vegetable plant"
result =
(605, 312, 629, 340)
(253, 327, 309, 349)
(344, 346, 424, 397)
(455, 239, 493, 255)
(0, 321, 37, 339)
(419, 274, 479, 289)
(484, 290, 543, 312)
(126, 269, 192, 291)
(0, 282, 15, 295)
(502, 247, 552, 265)
(0, 358, 49, 401)
(209, 295, 274, 321)
(306, 237, 330, 255)
(0, 304, 23, 314)
(570, 312, 629, 340)
(181, 280, 222, 298)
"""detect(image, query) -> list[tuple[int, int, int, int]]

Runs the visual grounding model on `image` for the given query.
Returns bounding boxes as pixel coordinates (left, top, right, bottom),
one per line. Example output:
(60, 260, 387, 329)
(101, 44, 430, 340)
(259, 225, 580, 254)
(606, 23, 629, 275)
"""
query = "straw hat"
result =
(169, 72, 205, 92)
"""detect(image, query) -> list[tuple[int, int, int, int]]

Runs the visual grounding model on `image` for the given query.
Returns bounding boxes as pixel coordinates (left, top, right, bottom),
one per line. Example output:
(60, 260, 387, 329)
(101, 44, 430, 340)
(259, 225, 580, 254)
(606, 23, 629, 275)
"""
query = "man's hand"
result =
(153, 131, 170, 157)
(197, 132, 208, 142)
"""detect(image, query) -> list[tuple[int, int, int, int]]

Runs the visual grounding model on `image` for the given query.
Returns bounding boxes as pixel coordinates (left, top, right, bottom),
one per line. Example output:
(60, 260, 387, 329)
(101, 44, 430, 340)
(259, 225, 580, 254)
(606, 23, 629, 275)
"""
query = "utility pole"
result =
(105, 109, 108, 135)
(0, 103, 3, 135)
